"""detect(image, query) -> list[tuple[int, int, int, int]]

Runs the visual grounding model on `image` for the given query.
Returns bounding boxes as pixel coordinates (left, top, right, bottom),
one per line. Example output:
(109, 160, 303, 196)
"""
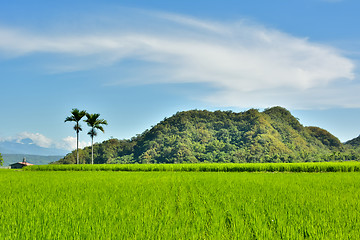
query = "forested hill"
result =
(345, 135, 360, 147)
(56, 106, 359, 164)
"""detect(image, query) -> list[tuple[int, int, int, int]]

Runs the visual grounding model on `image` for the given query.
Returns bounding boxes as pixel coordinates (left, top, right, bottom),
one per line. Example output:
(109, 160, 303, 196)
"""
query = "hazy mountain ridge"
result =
(56, 107, 360, 164)
(2, 154, 64, 166)
(0, 139, 69, 156)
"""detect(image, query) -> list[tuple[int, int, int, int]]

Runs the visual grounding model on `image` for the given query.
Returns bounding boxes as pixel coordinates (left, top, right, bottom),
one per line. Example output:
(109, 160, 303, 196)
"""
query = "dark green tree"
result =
(0, 153, 3, 166)
(65, 108, 87, 164)
(84, 113, 108, 164)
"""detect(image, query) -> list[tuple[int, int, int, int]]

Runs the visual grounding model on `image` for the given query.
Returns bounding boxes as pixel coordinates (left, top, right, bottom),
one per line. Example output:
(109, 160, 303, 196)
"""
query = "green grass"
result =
(24, 161, 360, 172)
(1, 170, 360, 239)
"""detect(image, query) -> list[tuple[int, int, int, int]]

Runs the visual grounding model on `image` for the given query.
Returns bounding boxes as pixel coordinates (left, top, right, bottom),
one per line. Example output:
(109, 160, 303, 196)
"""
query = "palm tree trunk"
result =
(91, 136, 94, 164)
(76, 129, 79, 164)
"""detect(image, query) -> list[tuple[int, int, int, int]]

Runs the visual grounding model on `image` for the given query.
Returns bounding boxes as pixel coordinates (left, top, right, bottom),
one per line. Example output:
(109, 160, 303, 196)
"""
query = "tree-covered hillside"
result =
(345, 135, 360, 147)
(56, 107, 360, 164)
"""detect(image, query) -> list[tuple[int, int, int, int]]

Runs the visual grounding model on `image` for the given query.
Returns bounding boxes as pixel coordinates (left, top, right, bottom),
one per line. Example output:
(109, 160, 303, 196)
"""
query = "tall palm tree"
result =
(65, 108, 87, 164)
(84, 113, 108, 164)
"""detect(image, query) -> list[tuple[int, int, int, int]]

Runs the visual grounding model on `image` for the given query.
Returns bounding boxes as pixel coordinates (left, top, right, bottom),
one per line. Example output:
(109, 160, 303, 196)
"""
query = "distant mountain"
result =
(0, 139, 69, 156)
(56, 107, 356, 164)
(345, 135, 360, 147)
(2, 154, 64, 166)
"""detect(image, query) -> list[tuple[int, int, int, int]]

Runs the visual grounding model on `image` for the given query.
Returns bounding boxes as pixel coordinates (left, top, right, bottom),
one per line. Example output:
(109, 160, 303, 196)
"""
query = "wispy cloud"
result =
(0, 10, 356, 109)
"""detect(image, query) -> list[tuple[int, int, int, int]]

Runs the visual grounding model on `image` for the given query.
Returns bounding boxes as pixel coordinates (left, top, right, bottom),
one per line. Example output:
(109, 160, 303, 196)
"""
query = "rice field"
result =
(25, 161, 360, 172)
(1, 169, 360, 239)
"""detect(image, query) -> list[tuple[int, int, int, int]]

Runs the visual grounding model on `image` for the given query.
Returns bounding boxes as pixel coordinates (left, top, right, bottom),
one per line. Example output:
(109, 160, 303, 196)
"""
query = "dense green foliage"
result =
(346, 135, 360, 147)
(25, 162, 360, 173)
(1, 171, 360, 239)
(0, 153, 3, 166)
(56, 107, 360, 164)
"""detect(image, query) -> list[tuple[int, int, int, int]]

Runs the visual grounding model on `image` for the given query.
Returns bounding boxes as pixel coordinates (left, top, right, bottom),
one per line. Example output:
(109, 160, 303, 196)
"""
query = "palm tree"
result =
(84, 113, 108, 164)
(65, 108, 87, 164)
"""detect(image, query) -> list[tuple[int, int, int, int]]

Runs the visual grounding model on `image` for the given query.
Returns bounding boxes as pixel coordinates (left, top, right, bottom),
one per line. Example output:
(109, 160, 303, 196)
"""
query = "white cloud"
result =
(56, 136, 91, 151)
(0, 10, 356, 109)
(0, 132, 91, 151)
(3, 132, 53, 148)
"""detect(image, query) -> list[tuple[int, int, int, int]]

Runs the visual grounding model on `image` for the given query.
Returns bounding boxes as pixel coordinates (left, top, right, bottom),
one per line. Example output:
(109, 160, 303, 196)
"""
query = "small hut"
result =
(10, 157, 34, 169)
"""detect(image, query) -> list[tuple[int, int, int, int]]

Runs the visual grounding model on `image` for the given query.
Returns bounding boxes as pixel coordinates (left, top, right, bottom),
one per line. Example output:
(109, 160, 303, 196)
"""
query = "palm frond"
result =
(88, 128, 97, 137)
(65, 108, 87, 122)
(95, 125, 104, 133)
(73, 124, 82, 132)
(64, 116, 76, 122)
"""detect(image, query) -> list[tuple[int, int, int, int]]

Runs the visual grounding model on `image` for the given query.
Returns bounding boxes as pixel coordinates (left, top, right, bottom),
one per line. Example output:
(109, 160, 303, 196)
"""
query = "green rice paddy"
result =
(24, 161, 360, 172)
(1, 163, 360, 239)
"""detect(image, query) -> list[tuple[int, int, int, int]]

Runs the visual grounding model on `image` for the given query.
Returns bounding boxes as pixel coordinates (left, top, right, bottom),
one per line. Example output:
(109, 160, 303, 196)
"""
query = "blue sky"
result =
(1, 0, 360, 153)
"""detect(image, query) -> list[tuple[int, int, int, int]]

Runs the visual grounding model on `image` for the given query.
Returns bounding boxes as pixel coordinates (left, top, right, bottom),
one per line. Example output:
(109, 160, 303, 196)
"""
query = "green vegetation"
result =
(1, 170, 360, 239)
(0, 153, 3, 166)
(25, 162, 360, 173)
(346, 135, 360, 147)
(57, 106, 360, 164)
